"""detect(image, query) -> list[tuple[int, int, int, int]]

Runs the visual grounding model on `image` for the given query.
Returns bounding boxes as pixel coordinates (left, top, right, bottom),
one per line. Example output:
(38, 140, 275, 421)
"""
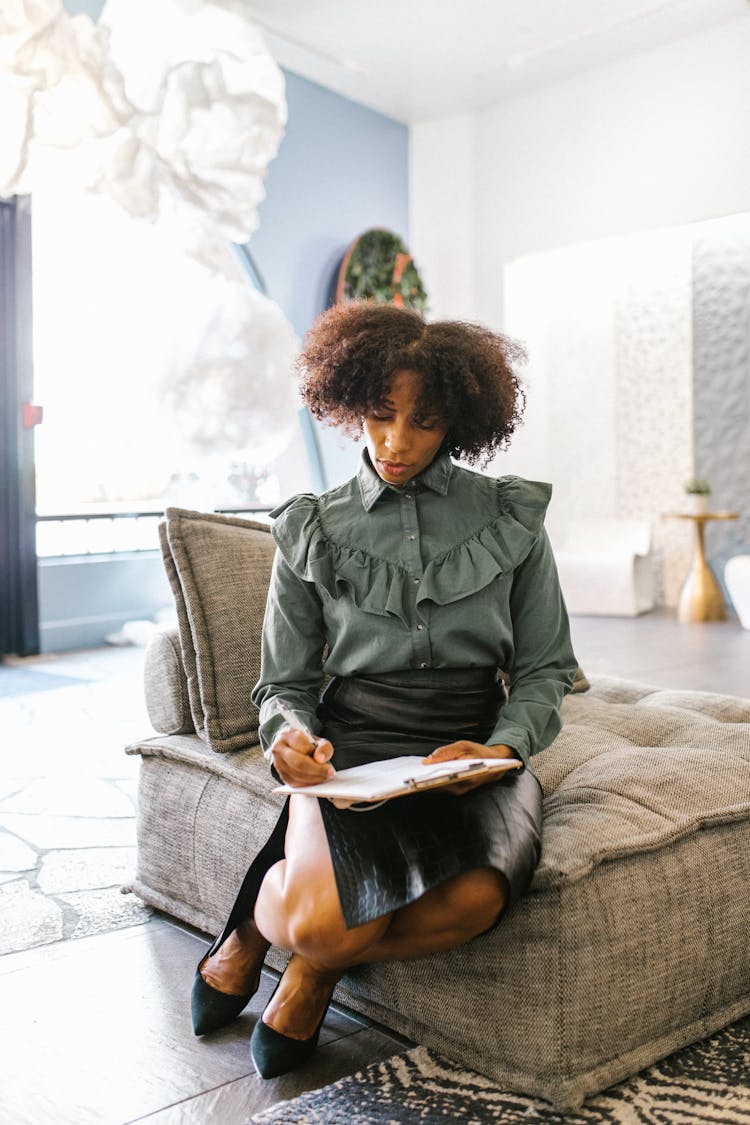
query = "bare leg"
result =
(347, 866, 508, 964)
(259, 953, 342, 1040)
(254, 795, 394, 964)
(253, 795, 392, 1038)
(200, 918, 270, 997)
(199, 792, 388, 1002)
(253, 795, 507, 1039)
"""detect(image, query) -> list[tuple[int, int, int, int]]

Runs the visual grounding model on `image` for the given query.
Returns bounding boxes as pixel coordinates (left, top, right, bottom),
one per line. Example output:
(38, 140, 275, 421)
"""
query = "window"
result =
(31, 180, 310, 555)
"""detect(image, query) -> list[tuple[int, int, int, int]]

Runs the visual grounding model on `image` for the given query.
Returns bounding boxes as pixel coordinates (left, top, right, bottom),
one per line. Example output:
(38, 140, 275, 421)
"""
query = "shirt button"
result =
(413, 577, 420, 584)
(419, 662, 427, 668)
(417, 624, 424, 631)
(408, 535, 416, 541)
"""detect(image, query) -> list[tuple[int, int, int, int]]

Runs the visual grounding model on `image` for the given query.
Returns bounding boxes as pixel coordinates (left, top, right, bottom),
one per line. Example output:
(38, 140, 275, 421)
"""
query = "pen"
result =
(276, 701, 318, 746)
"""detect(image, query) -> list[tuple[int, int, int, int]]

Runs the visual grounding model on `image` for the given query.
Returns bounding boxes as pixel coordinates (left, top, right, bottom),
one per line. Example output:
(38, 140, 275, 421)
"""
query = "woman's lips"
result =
(378, 460, 409, 475)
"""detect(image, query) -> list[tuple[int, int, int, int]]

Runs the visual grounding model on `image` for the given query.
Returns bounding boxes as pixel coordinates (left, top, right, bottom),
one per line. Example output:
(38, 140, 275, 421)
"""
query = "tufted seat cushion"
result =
(534, 678, 749, 886)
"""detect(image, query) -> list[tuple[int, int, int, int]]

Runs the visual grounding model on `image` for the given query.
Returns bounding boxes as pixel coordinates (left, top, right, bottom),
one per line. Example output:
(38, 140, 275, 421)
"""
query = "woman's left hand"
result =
(421, 741, 517, 796)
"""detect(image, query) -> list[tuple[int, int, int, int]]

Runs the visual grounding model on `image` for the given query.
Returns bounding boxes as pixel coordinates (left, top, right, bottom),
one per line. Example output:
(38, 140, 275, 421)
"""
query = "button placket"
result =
(400, 489, 431, 669)
(400, 490, 422, 575)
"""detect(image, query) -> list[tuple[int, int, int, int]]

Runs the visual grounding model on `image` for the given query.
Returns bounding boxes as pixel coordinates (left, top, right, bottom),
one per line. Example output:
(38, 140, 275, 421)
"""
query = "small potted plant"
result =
(683, 477, 711, 515)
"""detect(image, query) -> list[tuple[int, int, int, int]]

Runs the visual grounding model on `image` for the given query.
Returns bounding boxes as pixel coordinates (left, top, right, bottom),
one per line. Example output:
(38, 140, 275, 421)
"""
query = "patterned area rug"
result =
(251, 1014, 750, 1124)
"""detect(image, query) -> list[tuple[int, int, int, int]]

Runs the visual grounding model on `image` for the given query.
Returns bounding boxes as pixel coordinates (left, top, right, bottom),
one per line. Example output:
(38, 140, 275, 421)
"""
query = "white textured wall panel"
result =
(503, 230, 695, 606)
(614, 231, 694, 606)
(692, 216, 750, 592)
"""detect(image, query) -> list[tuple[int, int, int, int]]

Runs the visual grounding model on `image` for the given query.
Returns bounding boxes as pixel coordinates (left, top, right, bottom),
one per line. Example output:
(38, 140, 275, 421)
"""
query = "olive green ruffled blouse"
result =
(252, 451, 577, 767)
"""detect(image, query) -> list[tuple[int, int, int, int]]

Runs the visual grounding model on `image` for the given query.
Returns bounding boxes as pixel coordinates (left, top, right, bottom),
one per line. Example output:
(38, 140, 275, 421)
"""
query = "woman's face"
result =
(363, 369, 449, 488)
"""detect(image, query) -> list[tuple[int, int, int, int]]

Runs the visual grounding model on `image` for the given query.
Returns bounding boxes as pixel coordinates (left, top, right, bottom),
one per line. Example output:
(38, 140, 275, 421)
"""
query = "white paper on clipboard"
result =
(274, 755, 522, 809)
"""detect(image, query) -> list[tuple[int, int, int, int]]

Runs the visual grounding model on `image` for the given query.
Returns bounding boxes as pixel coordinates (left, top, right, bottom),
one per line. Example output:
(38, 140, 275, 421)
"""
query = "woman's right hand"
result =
(271, 728, 335, 788)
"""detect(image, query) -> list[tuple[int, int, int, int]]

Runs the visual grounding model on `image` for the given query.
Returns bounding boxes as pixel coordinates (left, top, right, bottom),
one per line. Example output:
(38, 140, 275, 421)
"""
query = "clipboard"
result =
(274, 755, 523, 809)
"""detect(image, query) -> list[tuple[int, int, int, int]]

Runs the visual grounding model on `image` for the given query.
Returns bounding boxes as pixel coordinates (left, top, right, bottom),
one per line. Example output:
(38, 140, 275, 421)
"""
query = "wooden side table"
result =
(663, 511, 739, 622)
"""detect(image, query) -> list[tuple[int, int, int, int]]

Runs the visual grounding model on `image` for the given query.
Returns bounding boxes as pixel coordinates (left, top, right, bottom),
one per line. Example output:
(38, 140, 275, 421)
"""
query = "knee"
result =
(287, 899, 344, 960)
(256, 863, 345, 956)
(444, 869, 508, 936)
(287, 906, 376, 966)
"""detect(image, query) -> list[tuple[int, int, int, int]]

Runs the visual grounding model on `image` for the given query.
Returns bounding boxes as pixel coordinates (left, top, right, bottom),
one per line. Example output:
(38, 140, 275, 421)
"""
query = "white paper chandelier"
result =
(0, 0, 288, 243)
(2, 0, 301, 472)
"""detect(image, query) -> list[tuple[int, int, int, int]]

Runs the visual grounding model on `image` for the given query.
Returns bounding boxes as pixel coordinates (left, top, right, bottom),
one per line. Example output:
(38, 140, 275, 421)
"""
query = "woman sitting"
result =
(191, 301, 578, 1078)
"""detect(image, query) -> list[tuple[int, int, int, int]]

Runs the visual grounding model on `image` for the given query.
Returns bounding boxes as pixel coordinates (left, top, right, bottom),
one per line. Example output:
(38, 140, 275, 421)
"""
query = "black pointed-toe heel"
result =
(250, 968, 335, 1079)
(191, 800, 291, 1037)
(191, 937, 267, 1036)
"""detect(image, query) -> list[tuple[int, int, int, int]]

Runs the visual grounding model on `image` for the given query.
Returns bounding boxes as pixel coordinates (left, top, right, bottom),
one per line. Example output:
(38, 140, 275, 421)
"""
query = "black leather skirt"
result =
(314, 668, 543, 929)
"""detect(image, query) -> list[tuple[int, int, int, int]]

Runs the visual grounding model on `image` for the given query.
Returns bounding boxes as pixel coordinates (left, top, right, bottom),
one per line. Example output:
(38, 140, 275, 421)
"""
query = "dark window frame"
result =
(0, 196, 39, 657)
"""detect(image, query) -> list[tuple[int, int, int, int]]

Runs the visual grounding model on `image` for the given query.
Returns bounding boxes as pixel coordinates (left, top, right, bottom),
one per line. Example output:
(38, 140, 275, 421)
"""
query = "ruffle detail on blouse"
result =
(270, 477, 551, 624)
(270, 494, 411, 622)
(417, 477, 551, 608)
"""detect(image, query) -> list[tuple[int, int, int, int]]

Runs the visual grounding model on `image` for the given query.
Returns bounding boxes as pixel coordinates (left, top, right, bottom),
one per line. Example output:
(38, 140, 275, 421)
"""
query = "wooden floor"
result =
(1, 610, 748, 1123)
(569, 608, 750, 697)
(0, 918, 407, 1124)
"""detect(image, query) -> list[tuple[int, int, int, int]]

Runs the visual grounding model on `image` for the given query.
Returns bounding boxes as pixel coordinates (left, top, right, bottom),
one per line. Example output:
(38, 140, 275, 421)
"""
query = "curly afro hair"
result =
(297, 302, 526, 465)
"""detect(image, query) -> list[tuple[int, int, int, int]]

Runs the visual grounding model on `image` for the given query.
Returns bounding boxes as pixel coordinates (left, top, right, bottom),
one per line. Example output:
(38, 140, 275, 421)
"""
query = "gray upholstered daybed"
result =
(125, 506, 750, 1111)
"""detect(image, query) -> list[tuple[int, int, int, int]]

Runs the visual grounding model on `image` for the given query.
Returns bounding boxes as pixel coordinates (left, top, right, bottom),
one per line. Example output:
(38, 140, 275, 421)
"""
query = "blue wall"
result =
(250, 71, 409, 488)
(62, 0, 104, 13)
(251, 70, 409, 340)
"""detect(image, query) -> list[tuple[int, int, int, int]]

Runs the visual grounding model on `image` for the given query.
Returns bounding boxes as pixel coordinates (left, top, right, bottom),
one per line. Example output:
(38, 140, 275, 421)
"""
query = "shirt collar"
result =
(357, 449, 453, 512)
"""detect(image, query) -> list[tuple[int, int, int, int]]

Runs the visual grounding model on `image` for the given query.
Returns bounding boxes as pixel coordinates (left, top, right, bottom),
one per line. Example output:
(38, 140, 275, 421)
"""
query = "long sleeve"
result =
(486, 529, 577, 766)
(250, 548, 326, 761)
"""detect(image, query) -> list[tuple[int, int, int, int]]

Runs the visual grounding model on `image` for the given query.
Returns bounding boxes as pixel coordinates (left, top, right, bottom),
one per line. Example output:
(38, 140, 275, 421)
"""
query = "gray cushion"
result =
(143, 627, 194, 736)
(158, 522, 204, 735)
(127, 674, 750, 1109)
(159, 507, 276, 752)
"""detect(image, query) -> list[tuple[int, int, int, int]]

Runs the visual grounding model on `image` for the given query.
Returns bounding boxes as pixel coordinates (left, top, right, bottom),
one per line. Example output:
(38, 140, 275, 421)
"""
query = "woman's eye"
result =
(415, 417, 439, 430)
(370, 412, 392, 422)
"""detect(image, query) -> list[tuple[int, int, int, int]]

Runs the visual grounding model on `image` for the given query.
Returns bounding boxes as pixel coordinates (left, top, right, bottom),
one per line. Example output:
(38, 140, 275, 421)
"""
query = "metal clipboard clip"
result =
(403, 760, 485, 791)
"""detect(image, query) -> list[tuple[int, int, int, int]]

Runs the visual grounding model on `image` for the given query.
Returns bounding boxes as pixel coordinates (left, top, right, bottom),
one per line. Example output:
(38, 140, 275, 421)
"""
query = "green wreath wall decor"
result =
(335, 228, 428, 313)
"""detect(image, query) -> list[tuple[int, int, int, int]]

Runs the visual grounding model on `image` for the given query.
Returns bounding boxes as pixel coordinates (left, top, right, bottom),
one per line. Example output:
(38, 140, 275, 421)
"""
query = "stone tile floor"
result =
(0, 646, 152, 956)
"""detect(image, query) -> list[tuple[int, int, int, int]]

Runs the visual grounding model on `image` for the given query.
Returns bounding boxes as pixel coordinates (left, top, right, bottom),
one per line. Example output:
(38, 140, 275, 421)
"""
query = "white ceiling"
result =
(245, 0, 750, 123)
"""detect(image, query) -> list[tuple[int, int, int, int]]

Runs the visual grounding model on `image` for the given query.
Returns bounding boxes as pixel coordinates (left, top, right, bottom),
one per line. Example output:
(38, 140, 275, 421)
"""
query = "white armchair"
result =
(553, 519, 656, 617)
(725, 556, 750, 629)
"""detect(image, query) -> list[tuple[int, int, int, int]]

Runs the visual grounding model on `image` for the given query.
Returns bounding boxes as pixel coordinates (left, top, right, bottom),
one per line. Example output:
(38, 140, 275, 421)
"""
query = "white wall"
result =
(410, 16, 750, 329)
(409, 16, 750, 608)
(498, 230, 694, 606)
(409, 113, 476, 321)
